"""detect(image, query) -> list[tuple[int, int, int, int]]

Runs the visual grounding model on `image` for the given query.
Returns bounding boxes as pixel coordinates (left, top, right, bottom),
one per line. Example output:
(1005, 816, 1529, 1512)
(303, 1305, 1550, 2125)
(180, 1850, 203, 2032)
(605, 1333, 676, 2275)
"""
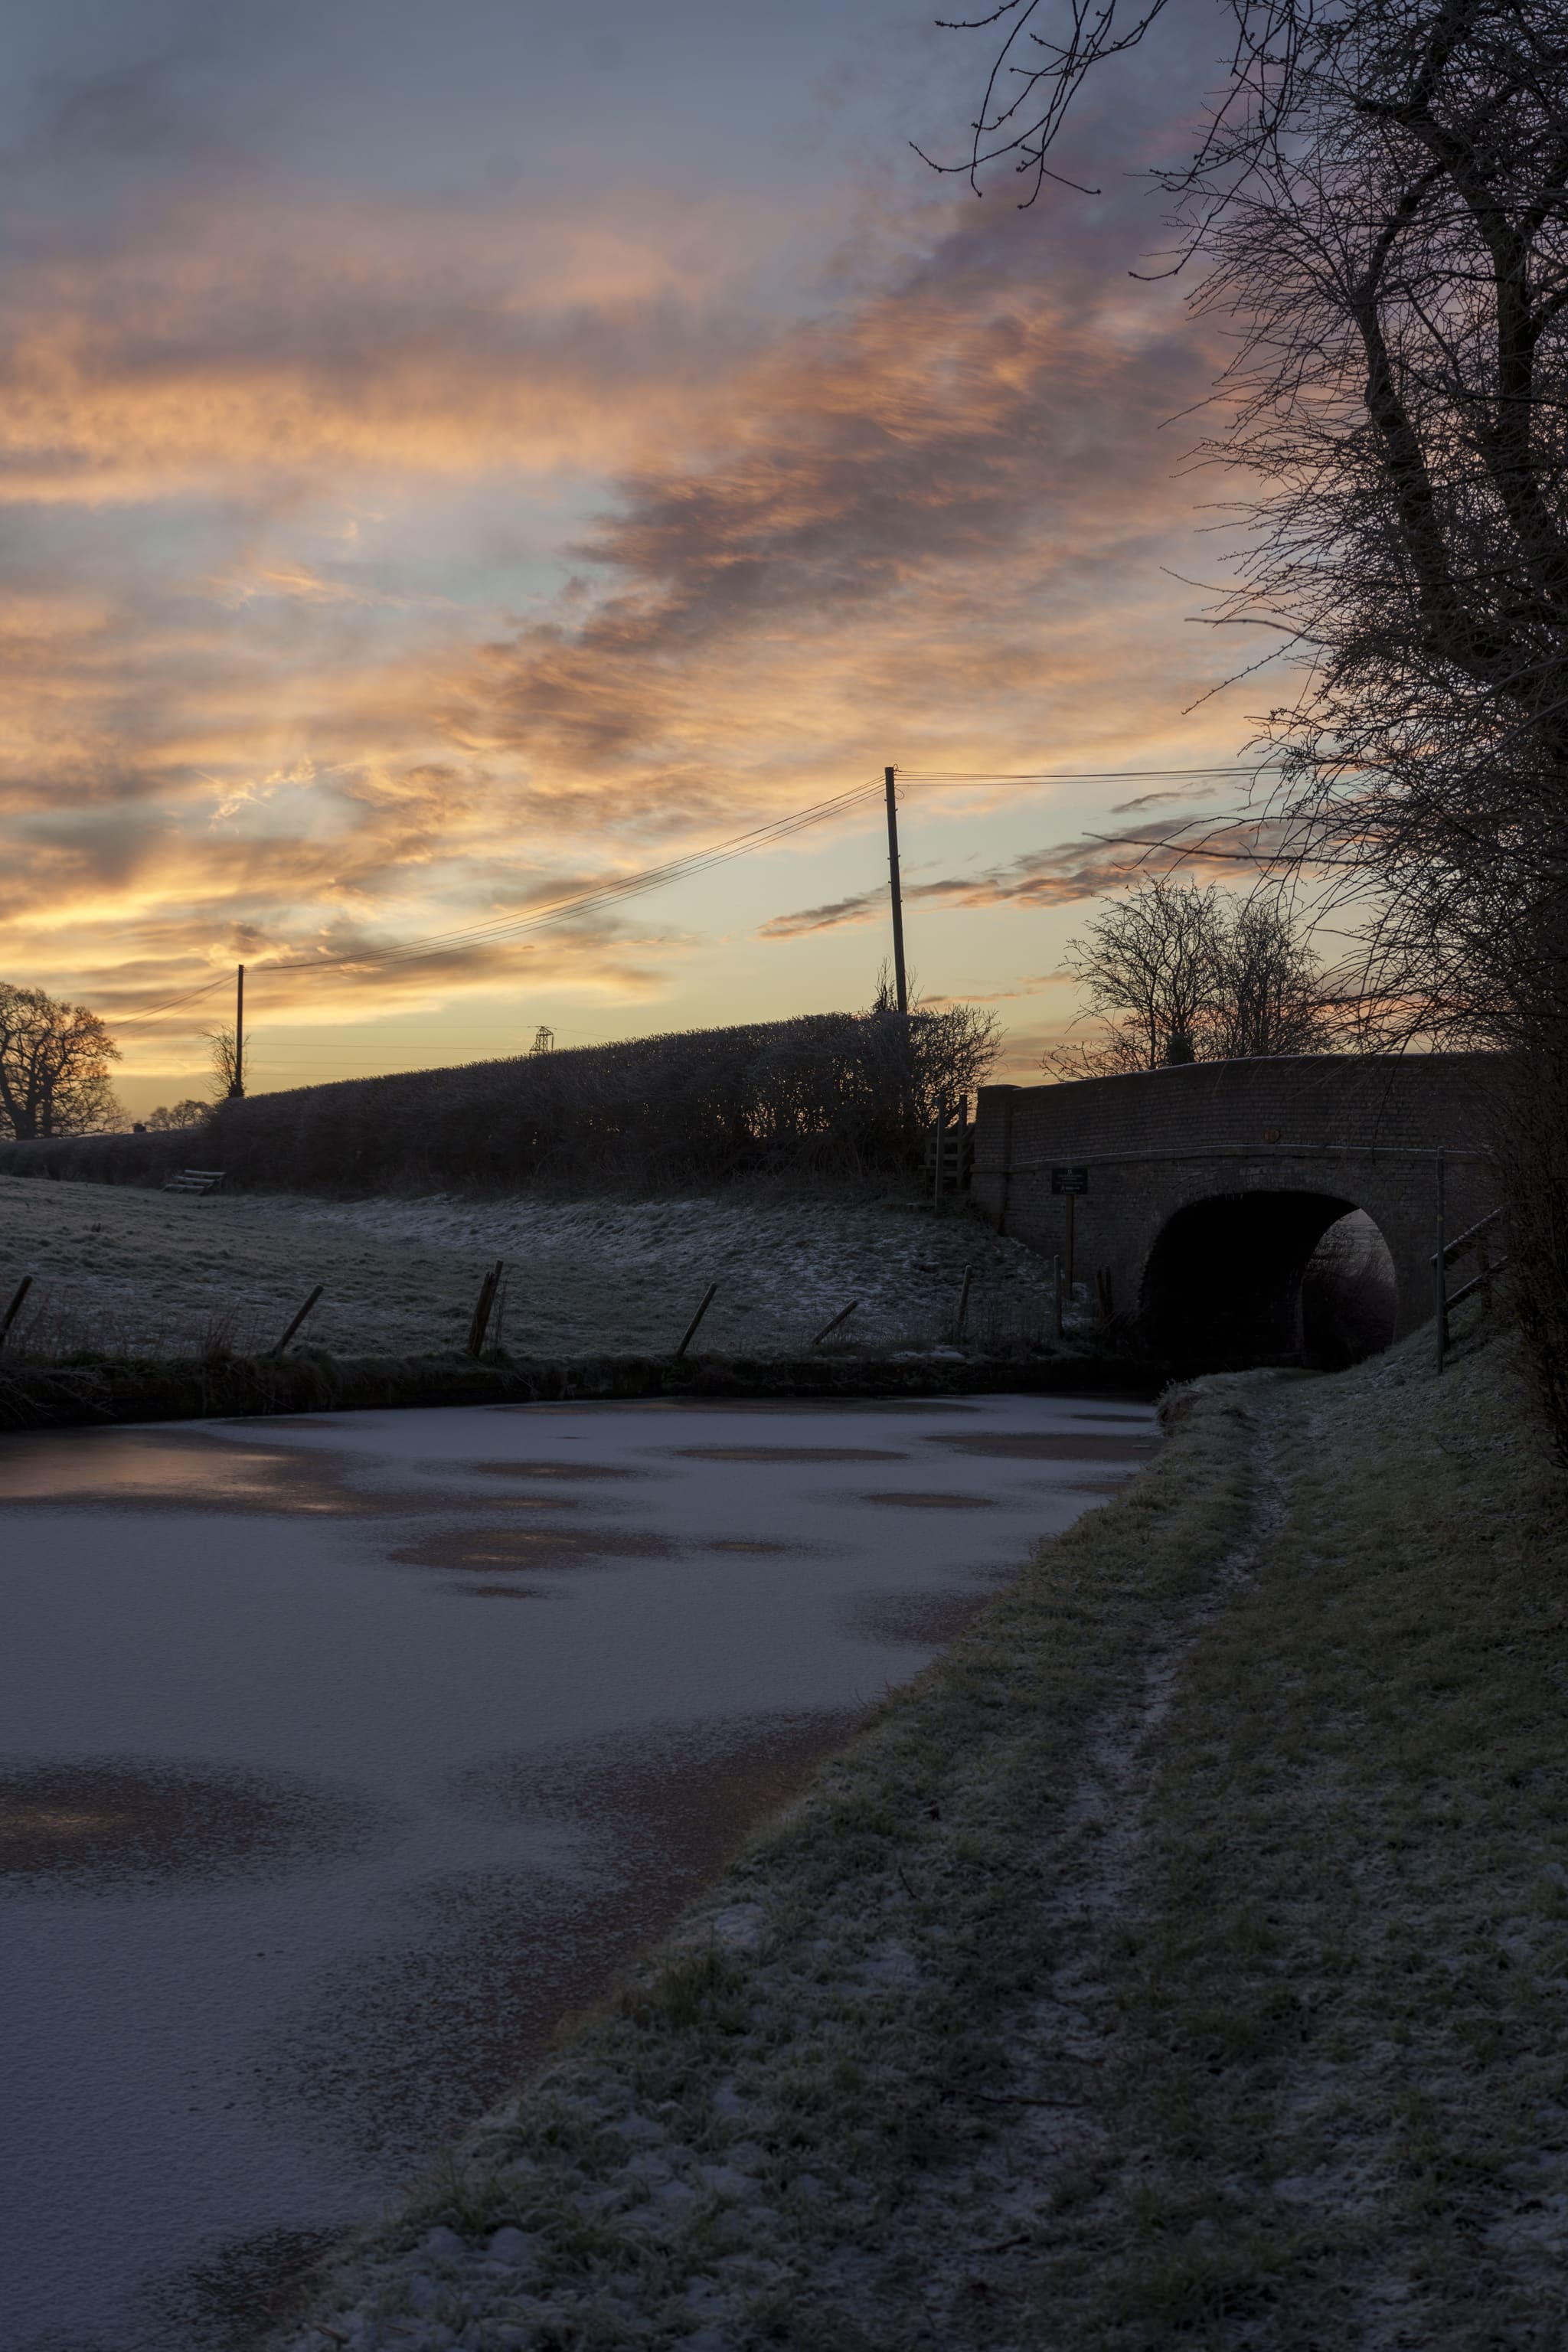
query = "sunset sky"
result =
(0, 0, 1278, 1115)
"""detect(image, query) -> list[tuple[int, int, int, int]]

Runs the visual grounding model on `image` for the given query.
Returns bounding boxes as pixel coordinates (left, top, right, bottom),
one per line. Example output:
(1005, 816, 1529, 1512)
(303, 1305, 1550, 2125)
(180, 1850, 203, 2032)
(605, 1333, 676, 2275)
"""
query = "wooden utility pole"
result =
(230, 963, 246, 1099)
(884, 766, 908, 1015)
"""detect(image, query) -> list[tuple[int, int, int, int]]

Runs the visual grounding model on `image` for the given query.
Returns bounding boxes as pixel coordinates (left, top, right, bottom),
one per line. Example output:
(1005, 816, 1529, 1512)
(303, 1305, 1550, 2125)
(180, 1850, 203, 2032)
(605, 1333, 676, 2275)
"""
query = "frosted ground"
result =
(0, 1179, 1060, 1361)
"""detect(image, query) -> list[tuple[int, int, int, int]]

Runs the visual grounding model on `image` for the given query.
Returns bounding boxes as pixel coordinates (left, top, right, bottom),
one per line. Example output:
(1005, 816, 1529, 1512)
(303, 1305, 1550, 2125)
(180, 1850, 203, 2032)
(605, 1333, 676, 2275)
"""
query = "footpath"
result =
(275, 1312, 1568, 2351)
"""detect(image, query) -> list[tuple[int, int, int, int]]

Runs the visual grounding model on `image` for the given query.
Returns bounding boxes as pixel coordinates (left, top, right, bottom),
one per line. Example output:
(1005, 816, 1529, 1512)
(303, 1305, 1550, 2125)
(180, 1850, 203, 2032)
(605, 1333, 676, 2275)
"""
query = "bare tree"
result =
(929, 0, 1568, 1032)
(205, 1024, 248, 1100)
(0, 984, 122, 1139)
(1050, 878, 1330, 1073)
(1062, 877, 1222, 1071)
(934, 0, 1568, 1431)
(1210, 897, 1333, 1058)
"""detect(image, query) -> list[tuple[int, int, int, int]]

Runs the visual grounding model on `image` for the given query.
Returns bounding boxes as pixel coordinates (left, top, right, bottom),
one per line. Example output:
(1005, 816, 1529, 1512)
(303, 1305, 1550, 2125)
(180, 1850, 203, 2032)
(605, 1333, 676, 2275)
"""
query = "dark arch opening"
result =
(1142, 1191, 1397, 1370)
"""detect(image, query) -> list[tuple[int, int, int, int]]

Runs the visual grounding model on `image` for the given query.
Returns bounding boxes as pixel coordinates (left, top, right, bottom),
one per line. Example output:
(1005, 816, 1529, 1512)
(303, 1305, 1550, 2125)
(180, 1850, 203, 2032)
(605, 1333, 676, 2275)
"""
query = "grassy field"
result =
(0, 1176, 1055, 1364)
(274, 1306, 1568, 2350)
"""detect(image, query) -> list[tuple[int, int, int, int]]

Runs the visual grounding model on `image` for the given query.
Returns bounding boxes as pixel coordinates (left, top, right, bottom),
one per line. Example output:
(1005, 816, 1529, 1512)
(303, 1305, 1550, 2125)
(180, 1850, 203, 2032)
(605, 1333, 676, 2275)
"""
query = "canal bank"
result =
(272, 1306, 1568, 2351)
(0, 1344, 1158, 1433)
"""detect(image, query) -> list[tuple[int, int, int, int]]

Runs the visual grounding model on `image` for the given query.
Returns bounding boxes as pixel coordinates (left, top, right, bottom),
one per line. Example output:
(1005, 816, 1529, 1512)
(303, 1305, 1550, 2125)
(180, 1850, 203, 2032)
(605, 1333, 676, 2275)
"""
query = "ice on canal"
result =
(0, 1390, 1159, 2352)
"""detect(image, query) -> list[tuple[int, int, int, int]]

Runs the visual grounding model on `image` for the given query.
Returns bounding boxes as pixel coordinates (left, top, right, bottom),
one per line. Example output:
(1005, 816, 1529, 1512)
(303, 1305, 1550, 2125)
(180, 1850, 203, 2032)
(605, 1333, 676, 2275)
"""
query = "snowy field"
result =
(0, 1178, 1058, 1361)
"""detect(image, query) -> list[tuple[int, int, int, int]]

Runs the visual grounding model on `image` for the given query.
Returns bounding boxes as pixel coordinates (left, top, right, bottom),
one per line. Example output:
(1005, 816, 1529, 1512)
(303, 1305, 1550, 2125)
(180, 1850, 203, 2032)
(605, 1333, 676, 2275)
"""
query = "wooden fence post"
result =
(0, 1273, 33, 1351)
(675, 1282, 719, 1358)
(272, 1284, 323, 1357)
(467, 1260, 505, 1357)
(812, 1301, 859, 1347)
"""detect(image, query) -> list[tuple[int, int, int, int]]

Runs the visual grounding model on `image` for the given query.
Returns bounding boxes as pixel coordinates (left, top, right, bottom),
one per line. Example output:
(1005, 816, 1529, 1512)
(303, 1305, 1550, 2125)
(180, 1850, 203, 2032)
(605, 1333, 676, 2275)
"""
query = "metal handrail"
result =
(1448, 1258, 1508, 1313)
(1432, 1205, 1504, 1270)
(1434, 1184, 1504, 1372)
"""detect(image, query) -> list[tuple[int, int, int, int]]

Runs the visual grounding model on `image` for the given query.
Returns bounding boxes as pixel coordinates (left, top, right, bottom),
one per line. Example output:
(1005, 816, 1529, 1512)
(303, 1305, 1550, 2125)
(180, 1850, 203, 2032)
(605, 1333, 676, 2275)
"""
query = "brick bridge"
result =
(969, 1053, 1499, 1367)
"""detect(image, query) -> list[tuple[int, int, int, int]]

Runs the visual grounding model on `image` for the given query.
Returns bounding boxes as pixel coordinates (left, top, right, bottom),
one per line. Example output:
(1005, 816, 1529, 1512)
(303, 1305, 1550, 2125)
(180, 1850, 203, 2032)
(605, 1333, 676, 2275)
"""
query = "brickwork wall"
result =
(972, 1053, 1501, 1341)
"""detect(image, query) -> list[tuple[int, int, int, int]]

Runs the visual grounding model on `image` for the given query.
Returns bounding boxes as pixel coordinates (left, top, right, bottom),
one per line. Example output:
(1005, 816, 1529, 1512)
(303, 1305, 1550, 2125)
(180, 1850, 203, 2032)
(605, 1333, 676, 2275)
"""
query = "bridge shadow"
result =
(1142, 1193, 1397, 1371)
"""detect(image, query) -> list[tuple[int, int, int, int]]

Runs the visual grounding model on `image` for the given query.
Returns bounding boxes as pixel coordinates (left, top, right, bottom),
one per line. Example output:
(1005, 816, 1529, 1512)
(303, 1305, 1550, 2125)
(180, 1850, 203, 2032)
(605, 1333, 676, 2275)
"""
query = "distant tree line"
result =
(201, 1005, 999, 1194)
(0, 981, 998, 1187)
(143, 1098, 209, 1130)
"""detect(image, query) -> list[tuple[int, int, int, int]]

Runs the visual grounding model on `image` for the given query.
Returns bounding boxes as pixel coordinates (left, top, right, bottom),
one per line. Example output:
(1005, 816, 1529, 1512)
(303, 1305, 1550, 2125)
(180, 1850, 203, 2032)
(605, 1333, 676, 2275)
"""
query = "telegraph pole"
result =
(230, 963, 246, 1098)
(884, 766, 908, 1015)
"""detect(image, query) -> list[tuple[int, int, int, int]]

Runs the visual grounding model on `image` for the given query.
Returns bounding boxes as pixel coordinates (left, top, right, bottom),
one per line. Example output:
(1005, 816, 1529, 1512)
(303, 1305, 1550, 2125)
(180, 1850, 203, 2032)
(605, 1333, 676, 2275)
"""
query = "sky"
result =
(0, 0, 1283, 1114)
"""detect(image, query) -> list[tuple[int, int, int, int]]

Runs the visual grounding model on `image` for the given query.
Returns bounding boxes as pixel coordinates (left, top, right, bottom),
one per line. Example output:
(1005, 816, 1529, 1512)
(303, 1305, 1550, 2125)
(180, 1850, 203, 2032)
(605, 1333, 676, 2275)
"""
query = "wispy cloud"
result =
(0, 162, 1249, 1056)
(759, 816, 1282, 939)
(451, 204, 1223, 803)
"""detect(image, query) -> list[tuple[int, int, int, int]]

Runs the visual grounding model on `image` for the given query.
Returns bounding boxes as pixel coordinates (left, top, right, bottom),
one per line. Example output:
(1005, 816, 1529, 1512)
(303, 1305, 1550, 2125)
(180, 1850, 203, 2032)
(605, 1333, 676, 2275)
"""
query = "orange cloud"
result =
(0, 186, 777, 501)
(0, 181, 1259, 1069)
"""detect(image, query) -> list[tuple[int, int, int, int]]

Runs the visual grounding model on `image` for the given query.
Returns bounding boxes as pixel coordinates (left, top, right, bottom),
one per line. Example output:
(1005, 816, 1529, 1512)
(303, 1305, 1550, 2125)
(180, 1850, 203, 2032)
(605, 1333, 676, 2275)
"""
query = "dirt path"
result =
(0, 1180, 1054, 1362)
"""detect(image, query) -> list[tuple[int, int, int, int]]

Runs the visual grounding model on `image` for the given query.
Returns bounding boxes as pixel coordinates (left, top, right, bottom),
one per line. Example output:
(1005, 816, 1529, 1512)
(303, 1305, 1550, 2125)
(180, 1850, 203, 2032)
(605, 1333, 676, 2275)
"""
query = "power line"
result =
(97, 785, 884, 1037)
(109, 976, 230, 1031)
(260, 782, 884, 976)
(98, 762, 1312, 1036)
(1089, 826, 1365, 871)
(896, 766, 1289, 784)
(256, 769, 1290, 978)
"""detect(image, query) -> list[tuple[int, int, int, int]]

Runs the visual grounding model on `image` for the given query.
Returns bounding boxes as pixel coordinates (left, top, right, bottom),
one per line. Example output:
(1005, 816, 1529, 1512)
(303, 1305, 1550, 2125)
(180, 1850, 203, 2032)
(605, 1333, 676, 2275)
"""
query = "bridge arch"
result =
(1141, 1191, 1397, 1369)
(970, 1054, 1494, 1367)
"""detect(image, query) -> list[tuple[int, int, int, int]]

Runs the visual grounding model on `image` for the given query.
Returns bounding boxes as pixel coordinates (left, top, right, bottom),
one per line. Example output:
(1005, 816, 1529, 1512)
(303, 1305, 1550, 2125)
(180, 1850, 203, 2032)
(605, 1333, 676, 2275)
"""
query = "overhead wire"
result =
(259, 780, 884, 975)
(255, 766, 1309, 980)
(94, 786, 883, 1037)
(106, 976, 232, 1031)
(896, 765, 1291, 784)
(96, 762, 1326, 1033)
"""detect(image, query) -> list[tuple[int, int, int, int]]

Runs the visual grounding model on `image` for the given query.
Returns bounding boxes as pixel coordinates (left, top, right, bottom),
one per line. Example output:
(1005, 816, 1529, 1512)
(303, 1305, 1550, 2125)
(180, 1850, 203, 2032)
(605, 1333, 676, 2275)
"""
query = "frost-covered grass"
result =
(268, 1357, 1255, 2350)
(271, 1302, 1568, 2350)
(0, 1179, 1057, 1364)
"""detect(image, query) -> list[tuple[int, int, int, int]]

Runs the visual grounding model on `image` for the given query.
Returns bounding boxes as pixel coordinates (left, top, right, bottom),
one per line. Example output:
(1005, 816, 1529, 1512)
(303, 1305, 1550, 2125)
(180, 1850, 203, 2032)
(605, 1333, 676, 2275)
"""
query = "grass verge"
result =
(0, 1344, 1154, 1431)
(272, 1311, 1568, 2350)
(1088, 1316, 1568, 2344)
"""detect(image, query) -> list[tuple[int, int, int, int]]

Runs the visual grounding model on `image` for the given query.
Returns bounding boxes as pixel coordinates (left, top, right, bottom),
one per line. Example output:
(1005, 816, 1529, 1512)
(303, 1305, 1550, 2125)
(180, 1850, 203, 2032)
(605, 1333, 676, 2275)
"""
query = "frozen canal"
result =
(0, 1390, 1158, 2352)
